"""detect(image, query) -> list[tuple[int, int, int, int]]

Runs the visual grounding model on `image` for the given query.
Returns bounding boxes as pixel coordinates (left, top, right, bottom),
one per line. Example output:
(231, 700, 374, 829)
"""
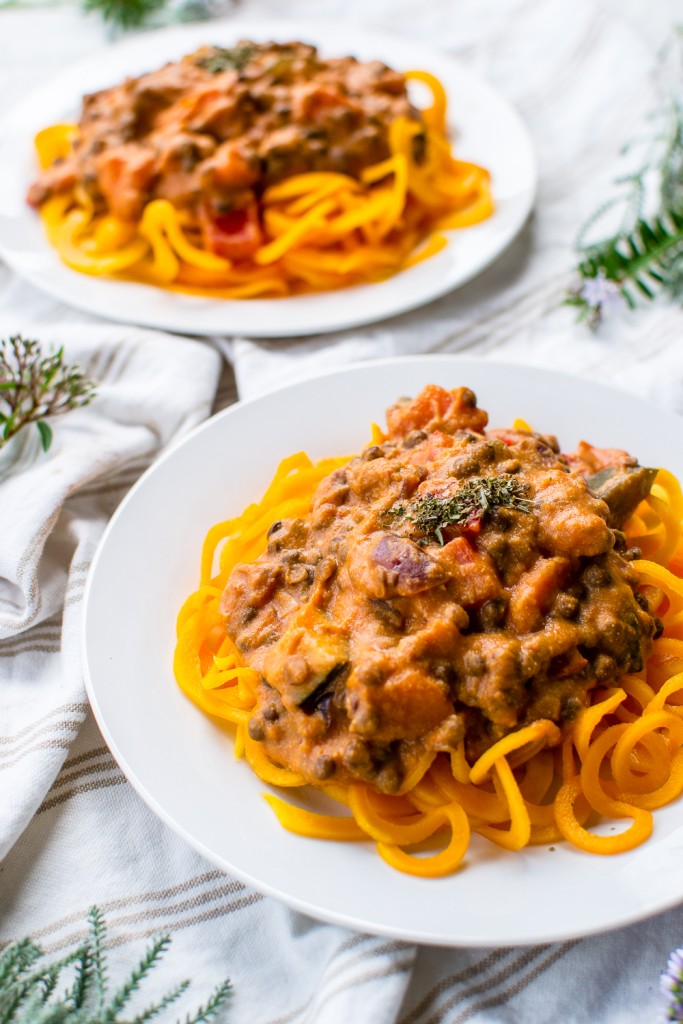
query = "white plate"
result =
(0, 20, 536, 338)
(83, 356, 683, 947)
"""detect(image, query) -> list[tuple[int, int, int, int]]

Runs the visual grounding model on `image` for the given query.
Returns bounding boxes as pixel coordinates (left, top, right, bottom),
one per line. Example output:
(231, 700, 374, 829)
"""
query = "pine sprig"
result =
(106, 934, 171, 1019)
(0, 907, 232, 1024)
(66, 950, 94, 1012)
(0, 335, 96, 453)
(130, 979, 191, 1024)
(183, 982, 234, 1024)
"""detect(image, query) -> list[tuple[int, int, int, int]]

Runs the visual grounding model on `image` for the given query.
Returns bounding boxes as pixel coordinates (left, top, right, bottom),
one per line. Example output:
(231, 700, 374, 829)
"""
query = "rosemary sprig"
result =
(568, 26, 683, 327)
(0, 335, 96, 454)
(0, 906, 232, 1023)
(391, 475, 533, 546)
(567, 207, 683, 327)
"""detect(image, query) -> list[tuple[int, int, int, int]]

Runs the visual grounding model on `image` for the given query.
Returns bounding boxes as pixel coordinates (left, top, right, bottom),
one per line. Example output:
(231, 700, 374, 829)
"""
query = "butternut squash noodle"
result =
(173, 424, 683, 878)
(33, 71, 492, 298)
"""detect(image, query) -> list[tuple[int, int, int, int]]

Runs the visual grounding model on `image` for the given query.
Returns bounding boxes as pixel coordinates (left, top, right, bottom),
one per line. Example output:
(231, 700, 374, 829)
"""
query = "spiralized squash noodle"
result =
(173, 434, 683, 877)
(34, 70, 492, 298)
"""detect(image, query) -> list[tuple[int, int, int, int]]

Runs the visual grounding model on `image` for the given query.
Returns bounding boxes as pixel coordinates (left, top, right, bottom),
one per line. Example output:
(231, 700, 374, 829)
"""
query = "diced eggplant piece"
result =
(298, 662, 349, 722)
(586, 465, 658, 528)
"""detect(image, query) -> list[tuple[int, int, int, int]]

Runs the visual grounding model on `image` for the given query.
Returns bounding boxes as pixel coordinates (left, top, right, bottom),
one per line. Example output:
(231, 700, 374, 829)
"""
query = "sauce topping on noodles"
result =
(219, 385, 659, 794)
(28, 41, 417, 254)
(28, 46, 493, 296)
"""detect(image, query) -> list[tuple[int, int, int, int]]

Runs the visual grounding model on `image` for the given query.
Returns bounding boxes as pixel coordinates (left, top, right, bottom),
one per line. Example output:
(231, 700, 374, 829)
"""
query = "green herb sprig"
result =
(0, 906, 232, 1023)
(390, 475, 533, 546)
(568, 27, 683, 327)
(0, 335, 96, 453)
(82, 0, 168, 29)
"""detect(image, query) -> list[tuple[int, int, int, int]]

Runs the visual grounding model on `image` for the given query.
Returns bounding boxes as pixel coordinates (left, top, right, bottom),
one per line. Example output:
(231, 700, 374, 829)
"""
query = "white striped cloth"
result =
(0, 321, 221, 859)
(2, 1, 683, 1023)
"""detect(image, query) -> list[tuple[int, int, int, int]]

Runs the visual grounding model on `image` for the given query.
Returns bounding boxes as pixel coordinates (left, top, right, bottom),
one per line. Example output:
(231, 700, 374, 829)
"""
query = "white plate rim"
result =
(0, 18, 537, 337)
(83, 355, 683, 947)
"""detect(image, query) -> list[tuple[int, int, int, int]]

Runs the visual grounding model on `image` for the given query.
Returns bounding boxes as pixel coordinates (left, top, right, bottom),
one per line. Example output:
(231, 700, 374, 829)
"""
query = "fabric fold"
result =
(0, 321, 221, 859)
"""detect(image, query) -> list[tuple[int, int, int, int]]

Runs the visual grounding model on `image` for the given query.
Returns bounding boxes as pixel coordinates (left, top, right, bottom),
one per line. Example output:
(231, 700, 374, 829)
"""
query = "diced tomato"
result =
(462, 511, 483, 535)
(200, 203, 262, 260)
(441, 536, 476, 565)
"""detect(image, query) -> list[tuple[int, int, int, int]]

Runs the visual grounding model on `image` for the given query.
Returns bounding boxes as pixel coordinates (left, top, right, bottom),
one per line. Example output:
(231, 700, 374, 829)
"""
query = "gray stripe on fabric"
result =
(75, 477, 145, 502)
(69, 562, 92, 576)
(331, 932, 375, 956)
(405, 943, 570, 1024)
(23, 871, 227, 943)
(0, 624, 61, 646)
(0, 642, 61, 659)
(0, 627, 62, 656)
(47, 756, 120, 792)
(0, 738, 72, 769)
(319, 939, 411, 993)
(11, 507, 62, 626)
(91, 881, 253, 936)
(438, 941, 578, 1024)
(77, 459, 153, 499)
(60, 746, 111, 772)
(30, 881, 259, 953)
(399, 948, 516, 1024)
(37, 773, 128, 813)
(105, 892, 265, 950)
(0, 701, 86, 744)
(263, 939, 415, 1024)
(88, 344, 120, 382)
(307, 956, 415, 1022)
(0, 715, 84, 753)
(41, 891, 264, 956)
(108, 344, 139, 386)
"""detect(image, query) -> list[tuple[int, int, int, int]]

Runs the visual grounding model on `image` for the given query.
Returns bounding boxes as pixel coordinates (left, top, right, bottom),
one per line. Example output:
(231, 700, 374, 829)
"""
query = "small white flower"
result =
(580, 269, 625, 313)
(661, 946, 683, 1021)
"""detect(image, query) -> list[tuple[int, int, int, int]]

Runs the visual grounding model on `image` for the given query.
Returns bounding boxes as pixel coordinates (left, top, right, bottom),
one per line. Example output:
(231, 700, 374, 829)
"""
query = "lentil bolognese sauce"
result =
(28, 43, 492, 296)
(174, 386, 683, 877)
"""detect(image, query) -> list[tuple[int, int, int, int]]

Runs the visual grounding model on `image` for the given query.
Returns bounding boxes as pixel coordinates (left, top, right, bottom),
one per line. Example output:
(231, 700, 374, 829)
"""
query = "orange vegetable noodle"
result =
(31, 51, 492, 298)
(174, 413, 683, 877)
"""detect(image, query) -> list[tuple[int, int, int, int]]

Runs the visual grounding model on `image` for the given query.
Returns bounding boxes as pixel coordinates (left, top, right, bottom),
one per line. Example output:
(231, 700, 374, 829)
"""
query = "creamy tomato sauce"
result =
(28, 41, 418, 259)
(221, 386, 659, 794)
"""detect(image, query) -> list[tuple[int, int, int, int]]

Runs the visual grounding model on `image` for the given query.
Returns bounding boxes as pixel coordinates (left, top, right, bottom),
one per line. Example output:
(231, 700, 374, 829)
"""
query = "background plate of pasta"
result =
(0, 19, 536, 337)
(84, 356, 683, 947)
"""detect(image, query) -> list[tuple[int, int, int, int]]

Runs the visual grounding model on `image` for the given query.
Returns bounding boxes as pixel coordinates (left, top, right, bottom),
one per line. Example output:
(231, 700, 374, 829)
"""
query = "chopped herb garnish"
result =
(391, 475, 533, 545)
(194, 46, 256, 74)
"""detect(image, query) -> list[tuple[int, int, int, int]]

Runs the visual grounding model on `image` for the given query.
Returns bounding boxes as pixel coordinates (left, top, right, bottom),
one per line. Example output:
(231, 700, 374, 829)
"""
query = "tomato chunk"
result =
(200, 203, 262, 260)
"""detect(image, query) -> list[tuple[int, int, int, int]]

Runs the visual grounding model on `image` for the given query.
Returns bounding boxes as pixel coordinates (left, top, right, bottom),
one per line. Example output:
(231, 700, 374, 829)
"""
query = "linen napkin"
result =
(0, 320, 221, 860)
